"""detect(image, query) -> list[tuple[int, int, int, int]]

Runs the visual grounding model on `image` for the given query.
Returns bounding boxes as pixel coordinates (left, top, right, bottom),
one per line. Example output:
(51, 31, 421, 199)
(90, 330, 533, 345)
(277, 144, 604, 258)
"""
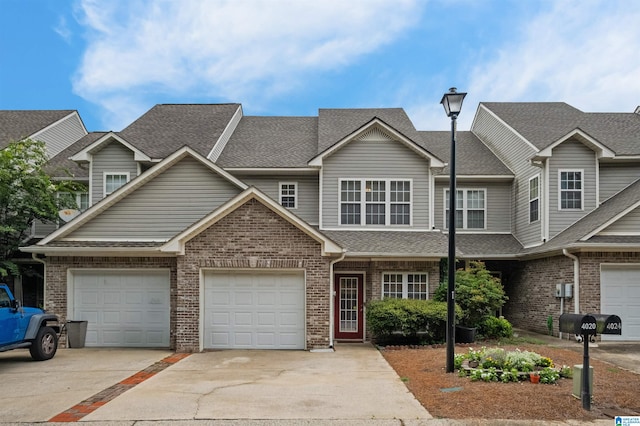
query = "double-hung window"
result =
(76, 192, 89, 211)
(529, 175, 540, 223)
(104, 172, 129, 196)
(445, 189, 486, 229)
(559, 170, 582, 210)
(279, 182, 297, 209)
(340, 179, 411, 226)
(382, 273, 428, 300)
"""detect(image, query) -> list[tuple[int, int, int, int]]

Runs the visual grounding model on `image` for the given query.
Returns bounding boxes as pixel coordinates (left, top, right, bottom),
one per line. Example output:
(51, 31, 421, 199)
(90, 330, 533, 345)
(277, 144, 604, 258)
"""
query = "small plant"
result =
(500, 368, 520, 383)
(558, 365, 572, 378)
(547, 315, 553, 336)
(539, 367, 560, 384)
(537, 356, 554, 368)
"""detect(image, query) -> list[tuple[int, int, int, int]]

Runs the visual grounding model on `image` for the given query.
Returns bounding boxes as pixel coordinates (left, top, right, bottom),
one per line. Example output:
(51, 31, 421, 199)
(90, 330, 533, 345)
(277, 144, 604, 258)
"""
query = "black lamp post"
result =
(440, 87, 466, 373)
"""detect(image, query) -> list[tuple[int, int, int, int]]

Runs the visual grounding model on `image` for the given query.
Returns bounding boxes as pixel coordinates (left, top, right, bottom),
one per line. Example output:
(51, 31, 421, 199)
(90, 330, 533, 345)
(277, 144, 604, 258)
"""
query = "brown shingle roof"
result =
(481, 102, 640, 155)
(117, 104, 241, 158)
(0, 110, 75, 149)
(217, 116, 318, 168)
(419, 131, 513, 176)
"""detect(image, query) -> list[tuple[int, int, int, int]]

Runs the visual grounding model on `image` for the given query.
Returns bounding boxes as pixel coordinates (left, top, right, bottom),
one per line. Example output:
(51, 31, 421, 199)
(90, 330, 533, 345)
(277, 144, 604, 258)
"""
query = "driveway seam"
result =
(48, 352, 190, 422)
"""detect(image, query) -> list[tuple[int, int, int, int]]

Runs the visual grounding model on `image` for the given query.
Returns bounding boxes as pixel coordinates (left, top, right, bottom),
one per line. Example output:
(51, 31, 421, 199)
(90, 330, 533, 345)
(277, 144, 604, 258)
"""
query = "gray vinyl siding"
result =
(472, 106, 540, 245)
(32, 113, 87, 158)
(233, 174, 319, 225)
(601, 206, 640, 234)
(33, 220, 58, 238)
(91, 142, 138, 203)
(599, 163, 640, 202)
(433, 181, 511, 233)
(321, 138, 430, 229)
(548, 140, 597, 238)
(68, 157, 241, 240)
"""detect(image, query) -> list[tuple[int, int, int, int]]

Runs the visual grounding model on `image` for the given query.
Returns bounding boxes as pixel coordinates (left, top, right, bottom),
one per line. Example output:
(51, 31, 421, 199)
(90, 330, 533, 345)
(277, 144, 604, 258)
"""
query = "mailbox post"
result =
(559, 313, 622, 411)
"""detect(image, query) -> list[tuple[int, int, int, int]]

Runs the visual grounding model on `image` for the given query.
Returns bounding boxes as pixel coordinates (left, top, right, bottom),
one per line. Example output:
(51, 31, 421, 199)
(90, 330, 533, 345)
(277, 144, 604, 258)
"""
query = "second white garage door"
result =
(203, 270, 305, 349)
(601, 264, 640, 341)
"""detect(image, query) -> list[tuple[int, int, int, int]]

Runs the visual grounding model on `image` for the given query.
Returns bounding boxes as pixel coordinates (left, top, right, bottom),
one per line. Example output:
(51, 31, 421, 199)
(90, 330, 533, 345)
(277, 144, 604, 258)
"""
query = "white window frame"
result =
(103, 172, 130, 196)
(339, 178, 413, 226)
(382, 272, 429, 300)
(279, 182, 298, 209)
(529, 175, 540, 223)
(76, 192, 89, 211)
(558, 169, 583, 210)
(444, 188, 487, 230)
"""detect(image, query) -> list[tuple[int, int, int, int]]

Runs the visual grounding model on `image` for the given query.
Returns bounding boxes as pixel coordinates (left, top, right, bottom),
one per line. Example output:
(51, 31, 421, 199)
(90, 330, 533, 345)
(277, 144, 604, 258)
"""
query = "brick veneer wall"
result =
(503, 255, 573, 335)
(178, 199, 333, 351)
(504, 251, 640, 335)
(44, 257, 177, 348)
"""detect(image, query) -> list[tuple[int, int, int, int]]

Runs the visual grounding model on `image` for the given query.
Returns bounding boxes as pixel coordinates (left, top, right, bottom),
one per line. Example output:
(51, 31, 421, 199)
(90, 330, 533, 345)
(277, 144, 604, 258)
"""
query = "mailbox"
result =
(559, 313, 597, 335)
(592, 314, 622, 335)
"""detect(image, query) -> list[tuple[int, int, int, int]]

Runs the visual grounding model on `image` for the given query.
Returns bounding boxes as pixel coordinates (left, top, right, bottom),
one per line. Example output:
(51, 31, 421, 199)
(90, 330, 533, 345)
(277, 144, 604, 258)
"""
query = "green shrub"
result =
(479, 316, 513, 339)
(366, 298, 462, 345)
(434, 261, 508, 327)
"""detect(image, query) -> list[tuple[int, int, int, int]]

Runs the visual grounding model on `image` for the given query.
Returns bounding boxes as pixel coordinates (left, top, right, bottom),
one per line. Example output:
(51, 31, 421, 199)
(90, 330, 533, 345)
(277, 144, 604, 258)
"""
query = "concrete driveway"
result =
(0, 344, 429, 423)
(0, 347, 172, 422)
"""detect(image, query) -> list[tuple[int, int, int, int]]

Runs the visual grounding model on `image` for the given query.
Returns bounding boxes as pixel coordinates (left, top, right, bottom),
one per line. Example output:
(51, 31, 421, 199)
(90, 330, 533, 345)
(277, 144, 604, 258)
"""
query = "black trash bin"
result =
(66, 320, 88, 348)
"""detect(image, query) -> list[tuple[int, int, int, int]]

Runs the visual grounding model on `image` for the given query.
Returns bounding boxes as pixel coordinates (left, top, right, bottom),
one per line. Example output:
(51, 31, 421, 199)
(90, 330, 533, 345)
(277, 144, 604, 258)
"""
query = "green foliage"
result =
(547, 315, 554, 335)
(0, 139, 85, 277)
(539, 367, 560, 384)
(558, 365, 572, 378)
(434, 261, 508, 327)
(457, 346, 565, 385)
(479, 316, 513, 339)
(366, 298, 462, 345)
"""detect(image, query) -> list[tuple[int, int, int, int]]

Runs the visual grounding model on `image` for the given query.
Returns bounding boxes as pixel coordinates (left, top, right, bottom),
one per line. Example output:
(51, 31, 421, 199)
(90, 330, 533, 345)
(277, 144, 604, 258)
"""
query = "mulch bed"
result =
(382, 343, 640, 421)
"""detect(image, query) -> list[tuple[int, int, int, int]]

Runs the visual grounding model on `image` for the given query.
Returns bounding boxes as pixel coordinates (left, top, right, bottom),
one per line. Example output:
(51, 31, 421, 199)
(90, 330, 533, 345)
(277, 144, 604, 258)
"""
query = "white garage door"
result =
(71, 270, 170, 347)
(203, 270, 305, 349)
(601, 264, 640, 341)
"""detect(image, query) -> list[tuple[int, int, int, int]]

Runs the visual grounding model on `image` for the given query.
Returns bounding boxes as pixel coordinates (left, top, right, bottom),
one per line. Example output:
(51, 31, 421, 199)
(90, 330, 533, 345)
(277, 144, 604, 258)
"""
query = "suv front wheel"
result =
(29, 326, 58, 361)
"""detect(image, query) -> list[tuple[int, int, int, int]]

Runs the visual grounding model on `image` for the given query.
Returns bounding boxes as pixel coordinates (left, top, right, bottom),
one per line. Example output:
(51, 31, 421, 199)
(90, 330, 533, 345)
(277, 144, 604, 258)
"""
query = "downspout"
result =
(562, 249, 580, 314)
(328, 250, 347, 349)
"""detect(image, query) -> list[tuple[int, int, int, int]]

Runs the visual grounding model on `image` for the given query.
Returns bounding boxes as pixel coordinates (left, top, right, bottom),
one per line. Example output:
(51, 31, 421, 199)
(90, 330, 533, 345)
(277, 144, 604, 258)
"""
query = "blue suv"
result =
(0, 283, 60, 361)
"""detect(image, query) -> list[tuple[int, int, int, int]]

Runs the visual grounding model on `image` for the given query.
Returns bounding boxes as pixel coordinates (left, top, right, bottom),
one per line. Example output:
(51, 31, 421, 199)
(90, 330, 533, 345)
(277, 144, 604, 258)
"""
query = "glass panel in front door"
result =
(340, 277, 358, 332)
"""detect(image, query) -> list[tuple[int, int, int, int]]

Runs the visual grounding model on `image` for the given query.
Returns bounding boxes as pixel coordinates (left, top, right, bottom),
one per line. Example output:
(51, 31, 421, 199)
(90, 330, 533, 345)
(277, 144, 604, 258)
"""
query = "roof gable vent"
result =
(357, 127, 393, 142)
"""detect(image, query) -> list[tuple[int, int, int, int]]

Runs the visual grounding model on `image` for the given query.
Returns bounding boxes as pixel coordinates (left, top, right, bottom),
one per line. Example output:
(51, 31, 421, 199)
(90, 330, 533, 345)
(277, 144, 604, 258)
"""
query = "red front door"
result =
(334, 274, 364, 340)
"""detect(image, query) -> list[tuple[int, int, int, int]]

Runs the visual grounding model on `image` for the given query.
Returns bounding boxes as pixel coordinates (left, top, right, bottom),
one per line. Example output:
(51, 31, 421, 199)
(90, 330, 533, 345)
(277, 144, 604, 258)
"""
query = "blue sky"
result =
(2, 0, 639, 133)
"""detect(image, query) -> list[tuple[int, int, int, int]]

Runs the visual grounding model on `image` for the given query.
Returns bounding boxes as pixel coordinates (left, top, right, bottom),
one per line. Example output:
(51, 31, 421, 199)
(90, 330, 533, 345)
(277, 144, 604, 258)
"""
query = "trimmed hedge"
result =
(367, 298, 463, 345)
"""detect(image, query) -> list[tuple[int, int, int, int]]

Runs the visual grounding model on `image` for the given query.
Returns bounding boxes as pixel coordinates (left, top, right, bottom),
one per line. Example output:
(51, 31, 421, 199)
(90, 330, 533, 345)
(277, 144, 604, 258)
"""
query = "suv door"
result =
(0, 287, 20, 345)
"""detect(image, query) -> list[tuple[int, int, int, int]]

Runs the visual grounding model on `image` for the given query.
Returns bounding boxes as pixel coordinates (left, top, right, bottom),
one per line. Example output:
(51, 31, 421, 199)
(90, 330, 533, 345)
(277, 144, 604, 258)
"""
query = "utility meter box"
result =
(555, 283, 573, 298)
(564, 284, 573, 298)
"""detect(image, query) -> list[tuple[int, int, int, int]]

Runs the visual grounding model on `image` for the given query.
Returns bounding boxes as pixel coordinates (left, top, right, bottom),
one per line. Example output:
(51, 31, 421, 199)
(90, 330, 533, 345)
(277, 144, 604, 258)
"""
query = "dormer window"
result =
(104, 172, 130, 196)
(559, 170, 583, 210)
(340, 179, 411, 226)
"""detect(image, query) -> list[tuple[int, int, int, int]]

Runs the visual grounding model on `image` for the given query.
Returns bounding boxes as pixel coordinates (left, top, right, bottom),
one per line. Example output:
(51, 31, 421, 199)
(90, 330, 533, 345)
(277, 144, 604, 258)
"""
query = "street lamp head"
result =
(440, 87, 467, 118)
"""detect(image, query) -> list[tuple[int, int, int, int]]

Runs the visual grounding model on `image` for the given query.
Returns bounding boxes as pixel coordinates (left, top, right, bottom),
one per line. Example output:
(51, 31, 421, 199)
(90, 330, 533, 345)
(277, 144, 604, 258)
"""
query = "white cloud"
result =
(53, 15, 72, 42)
(468, 1, 640, 115)
(72, 0, 421, 130)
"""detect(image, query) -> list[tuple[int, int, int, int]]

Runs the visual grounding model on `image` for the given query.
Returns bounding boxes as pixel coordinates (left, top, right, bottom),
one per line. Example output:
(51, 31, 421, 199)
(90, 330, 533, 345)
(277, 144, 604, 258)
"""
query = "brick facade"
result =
(177, 198, 334, 351)
(44, 198, 336, 352)
(503, 252, 640, 335)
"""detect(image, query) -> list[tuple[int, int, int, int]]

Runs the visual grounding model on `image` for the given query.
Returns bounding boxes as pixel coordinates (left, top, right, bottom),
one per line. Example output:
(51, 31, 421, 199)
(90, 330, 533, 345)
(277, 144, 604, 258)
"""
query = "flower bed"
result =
(455, 346, 572, 384)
